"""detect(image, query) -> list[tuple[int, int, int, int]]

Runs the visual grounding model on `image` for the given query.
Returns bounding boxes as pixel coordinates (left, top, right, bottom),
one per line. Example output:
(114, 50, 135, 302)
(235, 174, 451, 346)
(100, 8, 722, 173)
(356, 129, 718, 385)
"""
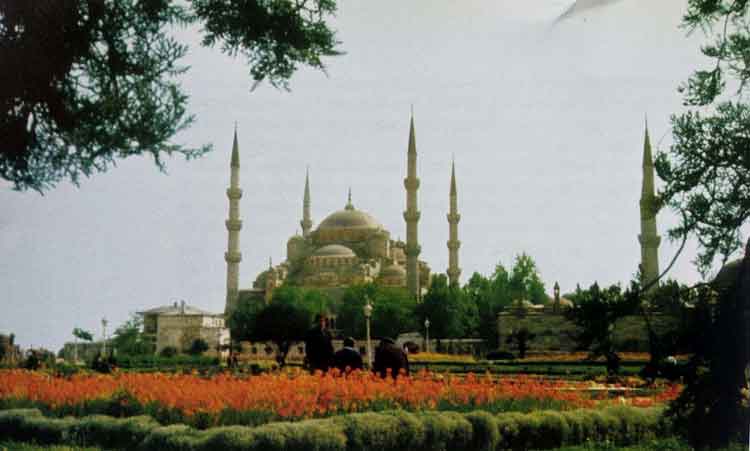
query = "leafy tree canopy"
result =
(565, 282, 638, 374)
(72, 327, 94, 342)
(0, 0, 340, 191)
(337, 283, 417, 339)
(418, 274, 477, 339)
(656, 0, 750, 275)
(111, 314, 153, 356)
(248, 299, 312, 365)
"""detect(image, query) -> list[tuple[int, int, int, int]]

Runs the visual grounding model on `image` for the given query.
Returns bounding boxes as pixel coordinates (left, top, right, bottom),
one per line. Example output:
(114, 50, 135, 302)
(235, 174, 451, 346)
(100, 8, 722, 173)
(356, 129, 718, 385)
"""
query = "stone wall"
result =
(497, 309, 684, 354)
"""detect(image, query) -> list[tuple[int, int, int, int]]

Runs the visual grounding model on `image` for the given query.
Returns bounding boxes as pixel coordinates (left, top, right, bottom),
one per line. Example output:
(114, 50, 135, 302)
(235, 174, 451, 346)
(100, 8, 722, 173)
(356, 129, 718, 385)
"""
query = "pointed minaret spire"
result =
(345, 187, 354, 210)
(224, 125, 243, 315)
(231, 124, 240, 168)
(447, 159, 461, 286)
(404, 110, 421, 298)
(301, 167, 313, 237)
(639, 117, 661, 291)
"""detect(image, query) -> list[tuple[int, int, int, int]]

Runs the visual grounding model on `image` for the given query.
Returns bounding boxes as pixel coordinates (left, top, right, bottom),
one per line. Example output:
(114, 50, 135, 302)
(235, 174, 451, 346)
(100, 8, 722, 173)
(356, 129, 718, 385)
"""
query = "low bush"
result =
(0, 405, 673, 451)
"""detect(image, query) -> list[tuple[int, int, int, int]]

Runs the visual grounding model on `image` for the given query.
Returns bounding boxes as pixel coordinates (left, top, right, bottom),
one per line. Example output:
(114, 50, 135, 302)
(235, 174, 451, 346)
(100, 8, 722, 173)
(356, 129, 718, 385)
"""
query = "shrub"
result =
(140, 424, 205, 451)
(201, 425, 257, 451)
(495, 411, 526, 449)
(0, 409, 44, 442)
(69, 414, 158, 449)
(464, 411, 499, 451)
(418, 411, 472, 451)
(188, 339, 209, 356)
(336, 412, 412, 451)
(159, 347, 178, 358)
(0, 406, 671, 451)
(530, 410, 569, 448)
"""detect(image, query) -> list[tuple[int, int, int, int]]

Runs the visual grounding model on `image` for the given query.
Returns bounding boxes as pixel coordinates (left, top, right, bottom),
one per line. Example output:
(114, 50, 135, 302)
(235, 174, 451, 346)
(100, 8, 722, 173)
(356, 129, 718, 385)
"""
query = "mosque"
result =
(223, 115, 463, 314)
(221, 114, 662, 321)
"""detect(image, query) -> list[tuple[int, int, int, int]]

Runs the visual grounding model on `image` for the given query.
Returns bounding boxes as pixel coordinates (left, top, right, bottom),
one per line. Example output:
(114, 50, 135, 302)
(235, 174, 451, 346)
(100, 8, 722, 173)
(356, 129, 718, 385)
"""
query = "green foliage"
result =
(505, 327, 536, 359)
(191, 0, 341, 90)
(158, 347, 178, 358)
(248, 296, 312, 366)
(0, 0, 340, 192)
(417, 274, 477, 339)
(72, 329, 93, 342)
(565, 283, 638, 375)
(0, 406, 672, 451)
(188, 338, 209, 356)
(227, 298, 264, 344)
(655, 0, 750, 275)
(509, 253, 547, 305)
(112, 315, 153, 357)
(466, 254, 547, 347)
(667, 282, 750, 449)
(338, 284, 417, 339)
(0, 0, 204, 192)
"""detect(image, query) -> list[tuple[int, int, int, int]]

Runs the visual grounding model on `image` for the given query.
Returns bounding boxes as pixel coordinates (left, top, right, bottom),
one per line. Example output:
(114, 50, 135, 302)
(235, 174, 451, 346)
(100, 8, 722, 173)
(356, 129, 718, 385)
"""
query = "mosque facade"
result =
(223, 115, 462, 314)
(222, 115, 661, 322)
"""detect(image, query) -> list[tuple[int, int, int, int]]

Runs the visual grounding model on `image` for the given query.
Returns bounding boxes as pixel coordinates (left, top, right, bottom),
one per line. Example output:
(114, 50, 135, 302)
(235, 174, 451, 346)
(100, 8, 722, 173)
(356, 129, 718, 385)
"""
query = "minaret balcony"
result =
(405, 243, 422, 256)
(447, 240, 461, 250)
(227, 187, 243, 199)
(638, 234, 662, 247)
(447, 213, 461, 222)
(403, 211, 421, 222)
(226, 219, 243, 231)
(403, 178, 420, 190)
(225, 251, 242, 263)
(447, 267, 462, 279)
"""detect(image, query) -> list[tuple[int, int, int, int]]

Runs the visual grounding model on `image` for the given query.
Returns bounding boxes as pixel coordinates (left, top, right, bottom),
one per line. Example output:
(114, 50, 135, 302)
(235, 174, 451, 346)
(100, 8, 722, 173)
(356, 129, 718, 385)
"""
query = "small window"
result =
(251, 347, 258, 354)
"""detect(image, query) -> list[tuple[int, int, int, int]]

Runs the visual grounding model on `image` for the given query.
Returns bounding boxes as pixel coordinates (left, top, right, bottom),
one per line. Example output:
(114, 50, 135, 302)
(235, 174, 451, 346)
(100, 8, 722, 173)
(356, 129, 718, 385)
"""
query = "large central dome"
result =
(318, 208, 382, 230)
(317, 193, 383, 231)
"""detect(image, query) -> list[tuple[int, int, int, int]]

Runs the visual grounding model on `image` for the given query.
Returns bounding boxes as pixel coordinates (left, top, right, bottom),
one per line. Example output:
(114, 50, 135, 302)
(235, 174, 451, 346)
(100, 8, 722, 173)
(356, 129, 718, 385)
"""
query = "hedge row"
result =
(0, 406, 670, 451)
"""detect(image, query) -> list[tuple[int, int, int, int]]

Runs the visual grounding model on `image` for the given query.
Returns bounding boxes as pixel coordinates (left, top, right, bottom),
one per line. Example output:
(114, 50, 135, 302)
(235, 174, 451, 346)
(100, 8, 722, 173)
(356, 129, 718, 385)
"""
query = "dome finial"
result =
(345, 187, 354, 210)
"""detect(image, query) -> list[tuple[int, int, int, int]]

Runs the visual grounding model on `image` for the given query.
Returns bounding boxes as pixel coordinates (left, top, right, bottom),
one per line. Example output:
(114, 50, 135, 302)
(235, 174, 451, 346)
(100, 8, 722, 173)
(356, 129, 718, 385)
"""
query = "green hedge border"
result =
(0, 406, 670, 451)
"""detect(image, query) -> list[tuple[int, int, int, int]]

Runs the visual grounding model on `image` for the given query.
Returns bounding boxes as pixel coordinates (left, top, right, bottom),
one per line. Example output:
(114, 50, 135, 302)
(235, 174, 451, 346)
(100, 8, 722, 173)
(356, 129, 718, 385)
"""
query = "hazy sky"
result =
(1, 0, 724, 350)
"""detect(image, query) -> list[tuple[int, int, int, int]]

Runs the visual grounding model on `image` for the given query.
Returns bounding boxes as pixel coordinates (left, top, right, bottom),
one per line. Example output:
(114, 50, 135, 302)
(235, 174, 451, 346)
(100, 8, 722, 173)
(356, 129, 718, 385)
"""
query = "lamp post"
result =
(363, 296, 373, 369)
(424, 318, 430, 353)
(101, 318, 108, 355)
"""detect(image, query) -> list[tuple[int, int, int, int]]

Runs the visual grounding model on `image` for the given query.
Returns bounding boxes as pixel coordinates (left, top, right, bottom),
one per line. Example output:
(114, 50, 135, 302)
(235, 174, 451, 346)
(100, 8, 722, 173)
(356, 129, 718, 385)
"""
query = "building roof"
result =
(138, 302, 218, 317)
(312, 244, 356, 257)
(317, 208, 382, 231)
(380, 264, 406, 277)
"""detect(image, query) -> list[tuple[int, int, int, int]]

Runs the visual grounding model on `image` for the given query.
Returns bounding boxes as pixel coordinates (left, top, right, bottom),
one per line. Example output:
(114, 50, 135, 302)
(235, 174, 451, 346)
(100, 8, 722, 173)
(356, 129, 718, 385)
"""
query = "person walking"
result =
(334, 337, 363, 374)
(303, 314, 334, 373)
(373, 337, 409, 379)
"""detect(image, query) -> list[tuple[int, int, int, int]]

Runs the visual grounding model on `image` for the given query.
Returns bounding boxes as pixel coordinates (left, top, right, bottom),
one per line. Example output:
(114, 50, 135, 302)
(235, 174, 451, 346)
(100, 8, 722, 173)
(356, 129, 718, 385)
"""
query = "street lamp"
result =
(424, 318, 430, 353)
(363, 296, 373, 369)
(101, 318, 108, 355)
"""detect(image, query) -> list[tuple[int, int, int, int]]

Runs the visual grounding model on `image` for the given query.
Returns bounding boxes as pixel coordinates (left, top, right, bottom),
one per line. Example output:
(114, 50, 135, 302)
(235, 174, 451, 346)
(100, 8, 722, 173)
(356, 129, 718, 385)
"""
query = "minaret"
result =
(639, 118, 661, 291)
(301, 168, 312, 237)
(224, 127, 243, 315)
(404, 112, 421, 298)
(447, 159, 461, 286)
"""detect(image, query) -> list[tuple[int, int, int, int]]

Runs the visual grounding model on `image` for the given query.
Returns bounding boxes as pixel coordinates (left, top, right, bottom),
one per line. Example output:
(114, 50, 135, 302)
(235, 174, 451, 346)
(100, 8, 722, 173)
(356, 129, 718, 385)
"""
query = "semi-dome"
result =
(317, 208, 382, 231)
(312, 244, 356, 257)
(287, 234, 305, 244)
(381, 264, 406, 277)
